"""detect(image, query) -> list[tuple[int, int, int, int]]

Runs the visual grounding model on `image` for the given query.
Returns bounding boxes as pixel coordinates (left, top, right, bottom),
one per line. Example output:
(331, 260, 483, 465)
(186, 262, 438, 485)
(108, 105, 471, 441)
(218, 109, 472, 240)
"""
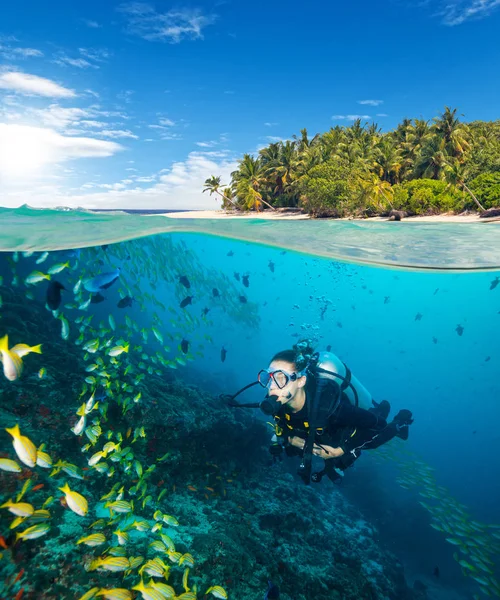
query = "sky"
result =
(0, 0, 499, 210)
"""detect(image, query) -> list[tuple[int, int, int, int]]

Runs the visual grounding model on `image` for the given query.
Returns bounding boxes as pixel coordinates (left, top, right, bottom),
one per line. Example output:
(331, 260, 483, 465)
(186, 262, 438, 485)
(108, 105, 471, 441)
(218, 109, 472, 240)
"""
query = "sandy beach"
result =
(160, 210, 500, 223)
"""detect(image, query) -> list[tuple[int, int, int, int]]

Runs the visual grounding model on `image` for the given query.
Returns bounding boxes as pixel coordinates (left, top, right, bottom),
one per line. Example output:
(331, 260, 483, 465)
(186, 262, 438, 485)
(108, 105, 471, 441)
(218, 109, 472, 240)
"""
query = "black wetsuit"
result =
(273, 379, 410, 480)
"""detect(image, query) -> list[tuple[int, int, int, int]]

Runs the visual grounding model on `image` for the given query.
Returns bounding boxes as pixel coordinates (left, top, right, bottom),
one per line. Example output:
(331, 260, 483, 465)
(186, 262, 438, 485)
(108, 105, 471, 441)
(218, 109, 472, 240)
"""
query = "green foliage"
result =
(299, 161, 358, 217)
(392, 179, 463, 215)
(469, 172, 500, 209)
(206, 109, 500, 216)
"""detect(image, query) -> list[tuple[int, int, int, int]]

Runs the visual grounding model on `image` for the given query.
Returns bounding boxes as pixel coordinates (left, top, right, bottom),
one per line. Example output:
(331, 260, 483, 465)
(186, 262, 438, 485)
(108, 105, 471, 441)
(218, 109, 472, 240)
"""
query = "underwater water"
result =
(0, 210, 499, 600)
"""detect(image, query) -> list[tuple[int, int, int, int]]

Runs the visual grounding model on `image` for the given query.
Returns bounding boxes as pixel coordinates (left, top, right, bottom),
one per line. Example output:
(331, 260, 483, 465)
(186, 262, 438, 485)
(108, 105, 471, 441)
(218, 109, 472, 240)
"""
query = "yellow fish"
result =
(108, 344, 129, 357)
(10, 343, 42, 358)
(0, 458, 22, 473)
(89, 556, 130, 572)
(0, 335, 24, 381)
(77, 533, 106, 546)
(1, 500, 34, 517)
(6, 424, 37, 467)
(95, 589, 133, 600)
(15, 523, 50, 541)
(59, 483, 88, 516)
(206, 586, 228, 599)
(78, 589, 100, 600)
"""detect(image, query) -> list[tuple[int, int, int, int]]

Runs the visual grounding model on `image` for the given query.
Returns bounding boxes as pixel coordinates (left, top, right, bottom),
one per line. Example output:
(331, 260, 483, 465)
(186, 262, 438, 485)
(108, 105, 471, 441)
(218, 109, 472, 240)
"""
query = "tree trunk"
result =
(216, 190, 240, 210)
(462, 183, 485, 212)
(255, 191, 276, 211)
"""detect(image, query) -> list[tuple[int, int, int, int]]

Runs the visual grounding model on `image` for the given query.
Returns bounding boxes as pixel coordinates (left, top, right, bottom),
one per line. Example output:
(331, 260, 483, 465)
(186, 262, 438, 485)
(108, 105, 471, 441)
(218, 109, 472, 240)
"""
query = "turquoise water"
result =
(0, 209, 499, 600)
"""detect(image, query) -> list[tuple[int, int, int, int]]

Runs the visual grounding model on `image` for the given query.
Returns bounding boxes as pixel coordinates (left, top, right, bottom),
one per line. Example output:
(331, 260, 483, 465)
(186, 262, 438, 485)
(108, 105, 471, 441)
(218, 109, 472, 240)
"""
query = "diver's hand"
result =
(313, 444, 344, 459)
(289, 436, 306, 450)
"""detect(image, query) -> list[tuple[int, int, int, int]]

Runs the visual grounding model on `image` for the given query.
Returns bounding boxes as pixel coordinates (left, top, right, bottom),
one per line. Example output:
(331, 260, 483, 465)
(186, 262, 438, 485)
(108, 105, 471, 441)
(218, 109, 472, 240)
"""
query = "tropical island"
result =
(201, 107, 500, 220)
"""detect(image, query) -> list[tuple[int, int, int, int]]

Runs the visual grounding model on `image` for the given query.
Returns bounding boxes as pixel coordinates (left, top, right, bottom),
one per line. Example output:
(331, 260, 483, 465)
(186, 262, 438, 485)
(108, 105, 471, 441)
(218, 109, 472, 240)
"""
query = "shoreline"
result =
(159, 210, 500, 223)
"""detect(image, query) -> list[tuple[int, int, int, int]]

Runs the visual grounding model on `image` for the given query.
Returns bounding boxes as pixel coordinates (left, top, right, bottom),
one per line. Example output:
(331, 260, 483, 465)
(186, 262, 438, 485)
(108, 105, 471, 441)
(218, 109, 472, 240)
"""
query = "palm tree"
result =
(358, 173, 394, 212)
(413, 137, 449, 180)
(203, 176, 240, 210)
(443, 160, 485, 211)
(231, 154, 276, 211)
(433, 107, 470, 160)
(374, 138, 402, 184)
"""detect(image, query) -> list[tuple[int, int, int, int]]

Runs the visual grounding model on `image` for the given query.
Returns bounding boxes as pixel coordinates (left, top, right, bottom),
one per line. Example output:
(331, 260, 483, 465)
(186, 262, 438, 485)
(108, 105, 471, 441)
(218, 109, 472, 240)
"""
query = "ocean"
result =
(0, 207, 499, 600)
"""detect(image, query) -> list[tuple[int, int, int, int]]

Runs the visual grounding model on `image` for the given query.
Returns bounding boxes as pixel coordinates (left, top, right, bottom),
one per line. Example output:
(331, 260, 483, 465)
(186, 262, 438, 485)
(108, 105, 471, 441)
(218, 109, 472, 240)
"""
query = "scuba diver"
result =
(223, 340, 413, 485)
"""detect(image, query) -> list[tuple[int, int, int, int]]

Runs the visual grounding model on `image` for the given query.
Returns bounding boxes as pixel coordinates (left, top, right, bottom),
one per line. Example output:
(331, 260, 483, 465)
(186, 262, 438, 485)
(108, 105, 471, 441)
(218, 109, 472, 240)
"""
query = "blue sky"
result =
(0, 0, 499, 209)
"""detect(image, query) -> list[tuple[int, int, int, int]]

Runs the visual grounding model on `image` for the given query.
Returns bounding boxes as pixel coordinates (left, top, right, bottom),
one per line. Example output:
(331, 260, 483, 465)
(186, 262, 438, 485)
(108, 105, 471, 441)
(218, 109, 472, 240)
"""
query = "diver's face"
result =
(267, 360, 305, 405)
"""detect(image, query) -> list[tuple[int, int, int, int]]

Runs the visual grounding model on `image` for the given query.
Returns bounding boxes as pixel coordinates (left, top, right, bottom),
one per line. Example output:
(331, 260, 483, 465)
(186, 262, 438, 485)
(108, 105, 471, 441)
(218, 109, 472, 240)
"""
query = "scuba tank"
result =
(312, 351, 372, 410)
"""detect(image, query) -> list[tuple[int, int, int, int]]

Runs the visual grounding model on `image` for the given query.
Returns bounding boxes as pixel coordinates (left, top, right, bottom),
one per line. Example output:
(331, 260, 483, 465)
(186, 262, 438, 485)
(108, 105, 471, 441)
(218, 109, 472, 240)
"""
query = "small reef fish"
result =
(0, 458, 22, 472)
(77, 533, 106, 546)
(6, 424, 37, 467)
(117, 296, 134, 308)
(89, 556, 130, 572)
(490, 276, 499, 290)
(35, 251, 49, 264)
(59, 483, 88, 516)
(180, 296, 193, 308)
(109, 344, 129, 357)
(25, 271, 51, 286)
(78, 589, 100, 600)
(47, 261, 70, 275)
(212, 288, 220, 298)
(220, 346, 227, 362)
(84, 269, 120, 293)
(456, 324, 464, 337)
(1, 500, 34, 517)
(46, 280, 66, 310)
(180, 339, 189, 354)
(206, 586, 228, 599)
(0, 336, 25, 381)
(15, 523, 50, 541)
(268, 260, 275, 273)
(242, 274, 250, 287)
(234, 272, 240, 281)
(58, 314, 70, 340)
(179, 275, 190, 288)
(239, 296, 247, 304)
(91, 293, 106, 304)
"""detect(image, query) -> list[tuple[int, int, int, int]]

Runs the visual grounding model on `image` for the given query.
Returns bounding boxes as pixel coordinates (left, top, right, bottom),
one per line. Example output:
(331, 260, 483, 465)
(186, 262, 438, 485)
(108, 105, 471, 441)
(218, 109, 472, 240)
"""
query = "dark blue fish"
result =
(326, 345, 332, 352)
(221, 346, 227, 362)
(180, 296, 193, 308)
(201, 307, 210, 317)
(212, 288, 220, 298)
(490, 277, 499, 291)
(179, 275, 190, 289)
(239, 295, 247, 304)
(84, 269, 120, 293)
(90, 292, 106, 304)
(264, 581, 280, 599)
(234, 272, 240, 282)
(415, 313, 422, 321)
(456, 324, 464, 337)
(227, 251, 234, 257)
(46, 280, 66, 310)
(117, 296, 133, 309)
(181, 339, 189, 354)
(242, 274, 250, 288)
(268, 261, 275, 273)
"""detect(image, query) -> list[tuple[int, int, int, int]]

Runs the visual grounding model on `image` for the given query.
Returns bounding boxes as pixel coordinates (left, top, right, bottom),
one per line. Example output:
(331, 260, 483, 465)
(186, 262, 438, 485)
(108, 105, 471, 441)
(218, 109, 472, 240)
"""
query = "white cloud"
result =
(158, 117, 175, 126)
(265, 136, 283, 142)
(264, 122, 278, 127)
(0, 150, 237, 209)
(83, 19, 101, 28)
(53, 48, 110, 69)
(0, 123, 123, 179)
(0, 71, 76, 98)
(56, 57, 95, 69)
(357, 99, 383, 106)
(0, 45, 44, 59)
(438, 0, 500, 24)
(98, 129, 139, 139)
(376, 113, 388, 117)
(118, 3, 217, 43)
(196, 140, 217, 148)
(332, 114, 371, 121)
(224, 90, 234, 94)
